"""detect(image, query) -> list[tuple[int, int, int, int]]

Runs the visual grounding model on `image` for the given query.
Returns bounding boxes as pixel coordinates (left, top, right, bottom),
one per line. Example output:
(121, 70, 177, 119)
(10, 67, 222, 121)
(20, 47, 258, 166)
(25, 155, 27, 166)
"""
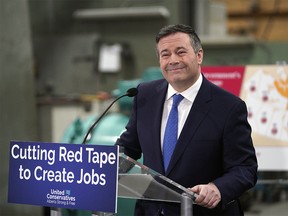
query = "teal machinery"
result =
(61, 67, 163, 216)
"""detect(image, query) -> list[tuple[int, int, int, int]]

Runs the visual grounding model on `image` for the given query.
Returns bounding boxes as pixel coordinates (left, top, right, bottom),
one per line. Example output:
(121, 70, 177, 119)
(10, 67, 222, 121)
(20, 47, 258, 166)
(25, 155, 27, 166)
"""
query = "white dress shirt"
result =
(161, 75, 203, 151)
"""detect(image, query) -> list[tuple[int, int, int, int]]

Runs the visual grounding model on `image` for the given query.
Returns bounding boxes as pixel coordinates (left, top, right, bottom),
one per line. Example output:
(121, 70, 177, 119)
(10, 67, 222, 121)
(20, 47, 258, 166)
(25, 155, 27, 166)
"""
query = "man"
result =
(116, 24, 258, 215)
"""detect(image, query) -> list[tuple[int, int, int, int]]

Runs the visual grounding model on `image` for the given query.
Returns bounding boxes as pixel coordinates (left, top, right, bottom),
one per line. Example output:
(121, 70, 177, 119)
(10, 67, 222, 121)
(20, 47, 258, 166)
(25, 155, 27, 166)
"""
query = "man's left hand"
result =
(189, 182, 221, 209)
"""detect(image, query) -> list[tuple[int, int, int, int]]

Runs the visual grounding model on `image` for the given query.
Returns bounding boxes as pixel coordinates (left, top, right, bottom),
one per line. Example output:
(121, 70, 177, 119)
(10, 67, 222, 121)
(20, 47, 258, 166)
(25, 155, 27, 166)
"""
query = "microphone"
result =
(125, 87, 138, 97)
(82, 87, 138, 144)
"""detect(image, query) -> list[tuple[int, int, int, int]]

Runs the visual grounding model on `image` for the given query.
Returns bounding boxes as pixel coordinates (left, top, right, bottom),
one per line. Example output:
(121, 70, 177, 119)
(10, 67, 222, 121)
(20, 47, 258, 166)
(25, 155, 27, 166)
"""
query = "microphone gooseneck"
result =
(82, 87, 138, 144)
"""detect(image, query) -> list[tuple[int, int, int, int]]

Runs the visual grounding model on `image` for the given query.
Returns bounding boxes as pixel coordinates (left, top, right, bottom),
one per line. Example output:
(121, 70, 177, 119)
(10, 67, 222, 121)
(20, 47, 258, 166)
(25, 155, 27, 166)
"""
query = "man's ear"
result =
(197, 49, 203, 64)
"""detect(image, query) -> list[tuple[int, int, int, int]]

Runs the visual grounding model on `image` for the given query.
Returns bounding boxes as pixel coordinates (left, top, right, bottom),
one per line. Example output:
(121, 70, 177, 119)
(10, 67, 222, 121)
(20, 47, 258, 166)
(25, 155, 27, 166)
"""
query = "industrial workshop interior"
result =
(1, 0, 288, 215)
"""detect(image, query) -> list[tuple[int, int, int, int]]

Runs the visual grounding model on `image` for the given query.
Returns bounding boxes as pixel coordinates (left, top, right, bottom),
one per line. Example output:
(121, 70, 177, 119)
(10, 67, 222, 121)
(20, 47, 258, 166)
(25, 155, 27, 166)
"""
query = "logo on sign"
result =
(46, 189, 76, 206)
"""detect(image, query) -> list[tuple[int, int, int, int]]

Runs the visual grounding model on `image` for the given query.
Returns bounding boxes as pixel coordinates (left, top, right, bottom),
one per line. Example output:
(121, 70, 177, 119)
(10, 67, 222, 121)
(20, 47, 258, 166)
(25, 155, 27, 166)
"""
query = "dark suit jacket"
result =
(116, 75, 258, 215)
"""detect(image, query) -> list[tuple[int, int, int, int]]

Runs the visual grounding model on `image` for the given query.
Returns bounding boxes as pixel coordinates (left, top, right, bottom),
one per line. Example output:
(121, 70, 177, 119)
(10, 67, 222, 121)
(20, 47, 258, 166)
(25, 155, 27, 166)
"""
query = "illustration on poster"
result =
(242, 65, 288, 144)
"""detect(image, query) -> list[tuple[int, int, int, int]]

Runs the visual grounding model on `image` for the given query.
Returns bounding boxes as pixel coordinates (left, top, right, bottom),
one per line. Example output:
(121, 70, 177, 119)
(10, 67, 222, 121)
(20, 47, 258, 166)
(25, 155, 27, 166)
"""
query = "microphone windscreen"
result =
(126, 88, 138, 97)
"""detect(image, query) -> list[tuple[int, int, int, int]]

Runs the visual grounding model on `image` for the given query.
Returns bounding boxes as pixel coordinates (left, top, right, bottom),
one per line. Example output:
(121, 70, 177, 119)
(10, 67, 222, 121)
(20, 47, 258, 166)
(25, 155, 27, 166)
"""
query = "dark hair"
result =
(156, 24, 202, 53)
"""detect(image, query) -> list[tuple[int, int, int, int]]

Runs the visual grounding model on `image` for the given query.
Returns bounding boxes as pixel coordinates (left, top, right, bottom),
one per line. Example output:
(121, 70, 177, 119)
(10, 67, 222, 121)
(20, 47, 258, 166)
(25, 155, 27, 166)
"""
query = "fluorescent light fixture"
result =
(73, 6, 170, 20)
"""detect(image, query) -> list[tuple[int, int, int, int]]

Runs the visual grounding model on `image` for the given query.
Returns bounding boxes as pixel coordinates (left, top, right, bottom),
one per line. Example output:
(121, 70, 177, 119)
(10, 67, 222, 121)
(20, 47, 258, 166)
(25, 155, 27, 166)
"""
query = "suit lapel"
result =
(149, 80, 168, 173)
(165, 77, 212, 175)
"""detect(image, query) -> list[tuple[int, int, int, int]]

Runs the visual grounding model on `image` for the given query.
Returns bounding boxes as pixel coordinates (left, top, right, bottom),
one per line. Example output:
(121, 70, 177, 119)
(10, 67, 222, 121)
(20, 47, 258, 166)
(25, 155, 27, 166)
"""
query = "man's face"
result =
(157, 32, 203, 92)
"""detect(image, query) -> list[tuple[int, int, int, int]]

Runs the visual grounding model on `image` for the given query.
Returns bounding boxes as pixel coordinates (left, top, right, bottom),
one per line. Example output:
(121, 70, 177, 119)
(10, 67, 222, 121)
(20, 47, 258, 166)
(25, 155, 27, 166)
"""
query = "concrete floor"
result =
(245, 201, 288, 216)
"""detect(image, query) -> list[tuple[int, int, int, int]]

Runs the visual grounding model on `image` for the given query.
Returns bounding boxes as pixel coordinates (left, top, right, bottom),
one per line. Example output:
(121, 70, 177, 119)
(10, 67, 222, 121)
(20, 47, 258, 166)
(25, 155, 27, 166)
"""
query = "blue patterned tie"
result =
(163, 94, 184, 171)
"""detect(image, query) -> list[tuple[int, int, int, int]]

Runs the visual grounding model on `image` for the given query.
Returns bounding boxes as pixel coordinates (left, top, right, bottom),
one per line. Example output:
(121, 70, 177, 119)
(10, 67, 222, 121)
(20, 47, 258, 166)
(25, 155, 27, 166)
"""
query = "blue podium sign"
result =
(8, 141, 119, 213)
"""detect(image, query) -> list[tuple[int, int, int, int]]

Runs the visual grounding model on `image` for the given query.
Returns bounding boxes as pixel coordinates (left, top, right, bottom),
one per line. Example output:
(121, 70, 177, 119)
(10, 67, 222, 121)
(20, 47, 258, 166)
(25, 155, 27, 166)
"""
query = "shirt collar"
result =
(166, 74, 203, 101)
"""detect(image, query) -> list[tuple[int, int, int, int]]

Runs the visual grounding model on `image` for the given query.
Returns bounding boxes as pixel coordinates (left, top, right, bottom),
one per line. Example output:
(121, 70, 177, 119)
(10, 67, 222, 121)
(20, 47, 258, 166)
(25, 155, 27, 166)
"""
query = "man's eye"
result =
(177, 51, 186, 55)
(161, 53, 169, 57)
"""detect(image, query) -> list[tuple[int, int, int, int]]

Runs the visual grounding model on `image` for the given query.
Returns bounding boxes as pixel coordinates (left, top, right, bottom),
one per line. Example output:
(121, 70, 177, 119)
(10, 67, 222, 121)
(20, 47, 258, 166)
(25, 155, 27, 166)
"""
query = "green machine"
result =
(61, 67, 163, 215)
